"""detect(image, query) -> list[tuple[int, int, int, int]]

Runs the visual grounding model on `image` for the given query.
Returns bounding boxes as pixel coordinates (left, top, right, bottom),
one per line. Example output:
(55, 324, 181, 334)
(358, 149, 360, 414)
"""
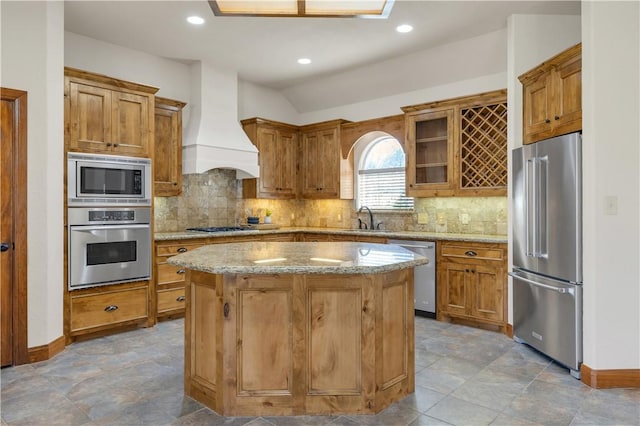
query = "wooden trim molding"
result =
(1, 87, 29, 366)
(506, 323, 514, 338)
(28, 336, 66, 364)
(340, 114, 405, 158)
(581, 364, 640, 389)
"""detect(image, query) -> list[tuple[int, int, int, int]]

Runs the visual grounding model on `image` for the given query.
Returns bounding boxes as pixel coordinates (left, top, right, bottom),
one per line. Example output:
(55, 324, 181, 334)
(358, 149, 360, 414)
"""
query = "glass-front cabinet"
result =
(405, 108, 455, 197)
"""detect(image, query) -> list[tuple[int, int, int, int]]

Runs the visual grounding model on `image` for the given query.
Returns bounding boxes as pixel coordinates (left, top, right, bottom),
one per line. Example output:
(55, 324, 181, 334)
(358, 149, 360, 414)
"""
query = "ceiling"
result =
(64, 0, 580, 92)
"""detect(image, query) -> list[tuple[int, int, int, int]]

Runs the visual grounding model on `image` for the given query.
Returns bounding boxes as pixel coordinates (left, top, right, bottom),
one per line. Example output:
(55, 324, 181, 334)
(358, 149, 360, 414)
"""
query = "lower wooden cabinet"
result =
(155, 240, 207, 320)
(436, 241, 507, 332)
(69, 284, 149, 335)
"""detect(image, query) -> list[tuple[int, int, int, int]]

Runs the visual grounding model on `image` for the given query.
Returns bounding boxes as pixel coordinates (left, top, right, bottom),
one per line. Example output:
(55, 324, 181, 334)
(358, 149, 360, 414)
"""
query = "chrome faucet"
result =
(358, 206, 374, 230)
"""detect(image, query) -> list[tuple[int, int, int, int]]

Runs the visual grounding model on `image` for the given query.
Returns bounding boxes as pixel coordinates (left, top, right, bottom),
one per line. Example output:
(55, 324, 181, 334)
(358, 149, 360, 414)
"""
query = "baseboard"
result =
(581, 364, 640, 388)
(506, 323, 514, 338)
(27, 335, 65, 363)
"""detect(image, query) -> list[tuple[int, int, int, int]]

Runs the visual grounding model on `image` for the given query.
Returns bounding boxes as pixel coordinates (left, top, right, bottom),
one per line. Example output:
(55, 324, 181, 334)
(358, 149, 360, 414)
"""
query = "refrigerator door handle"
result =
(537, 156, 549, 259)
(525, 158, 536, 257)
(509, 272, 573, 295)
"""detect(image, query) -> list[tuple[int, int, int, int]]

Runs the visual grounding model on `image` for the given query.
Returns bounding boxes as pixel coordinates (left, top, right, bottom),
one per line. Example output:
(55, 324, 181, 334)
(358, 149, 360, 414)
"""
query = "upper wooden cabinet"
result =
(241, 118, 298, 199)
(154, 97, 186, 197)
(405, 108, 456, 196)
(403, 90, 508, 197)
(300, 120, 348, 199)
(519, 43, 581, 145)
(65, 68, 157, 158)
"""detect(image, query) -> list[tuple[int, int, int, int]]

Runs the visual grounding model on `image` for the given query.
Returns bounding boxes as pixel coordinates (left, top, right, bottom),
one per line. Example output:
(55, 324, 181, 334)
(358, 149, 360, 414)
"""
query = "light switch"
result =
(604, 196, 618, 215)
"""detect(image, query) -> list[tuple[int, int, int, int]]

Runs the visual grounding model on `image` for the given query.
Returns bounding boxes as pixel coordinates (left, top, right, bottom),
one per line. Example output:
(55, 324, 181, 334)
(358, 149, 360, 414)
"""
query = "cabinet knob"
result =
(176, 295, 186, 302)
(554, 116, 560, 121)
(173, 182, 178, 186)
(545, 119, 551, 124)
(177, 247, 188, 253)
(104, 305, 118, 312)
(464, 250, 477, 257)
(177, 269, 186, 274)
(113, 143, 119, 147)
(106, 143, 112, 147)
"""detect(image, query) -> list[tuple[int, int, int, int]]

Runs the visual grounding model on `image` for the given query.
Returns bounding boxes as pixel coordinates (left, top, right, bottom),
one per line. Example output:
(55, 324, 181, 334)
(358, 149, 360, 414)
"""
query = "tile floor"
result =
(1, 317, 638, 426)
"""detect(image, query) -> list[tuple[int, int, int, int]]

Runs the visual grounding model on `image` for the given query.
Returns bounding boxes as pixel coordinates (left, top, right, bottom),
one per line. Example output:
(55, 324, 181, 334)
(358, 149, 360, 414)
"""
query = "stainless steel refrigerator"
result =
(510, 132, 582, 379)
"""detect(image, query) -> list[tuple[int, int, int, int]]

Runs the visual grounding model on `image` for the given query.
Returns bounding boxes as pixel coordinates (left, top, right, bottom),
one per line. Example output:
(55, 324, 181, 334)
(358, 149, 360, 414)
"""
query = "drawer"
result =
(440, 245, 504, 261)
(157, 287, 186, 313)
(157, 262, 187, 284)
(71, 286, 148, 332)
(156, 243, 205, 257)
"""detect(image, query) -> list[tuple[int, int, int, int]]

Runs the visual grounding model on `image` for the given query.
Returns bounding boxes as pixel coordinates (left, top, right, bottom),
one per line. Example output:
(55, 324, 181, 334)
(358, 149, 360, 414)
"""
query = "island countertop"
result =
(167, 241, 428, 275)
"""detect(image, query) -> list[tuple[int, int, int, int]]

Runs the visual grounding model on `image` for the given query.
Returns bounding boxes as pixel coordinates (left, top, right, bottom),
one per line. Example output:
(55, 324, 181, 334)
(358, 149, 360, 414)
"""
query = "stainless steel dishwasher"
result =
(388, 239, 436, 317)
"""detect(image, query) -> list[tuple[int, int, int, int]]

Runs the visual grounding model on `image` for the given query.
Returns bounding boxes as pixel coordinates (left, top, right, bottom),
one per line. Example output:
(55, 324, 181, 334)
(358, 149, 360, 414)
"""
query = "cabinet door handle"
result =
(554, 116, 560, 121)
(113, 143, 119, 147)
(177, 269, 185, 274)
(104, 305, 118, 312)
(223, 302, 230, 318)
(545, 119, 551, 124)
(464, 250, 477, 257)
(177, 247, 188, 253)
(173, 182, 178, 186)
(106, 143, 112, 147)
(176, 295, 186, 302)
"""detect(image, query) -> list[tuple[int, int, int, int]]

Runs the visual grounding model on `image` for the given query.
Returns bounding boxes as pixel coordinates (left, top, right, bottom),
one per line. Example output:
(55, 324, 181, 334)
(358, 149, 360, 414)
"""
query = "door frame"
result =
(1, 87, 28, 365)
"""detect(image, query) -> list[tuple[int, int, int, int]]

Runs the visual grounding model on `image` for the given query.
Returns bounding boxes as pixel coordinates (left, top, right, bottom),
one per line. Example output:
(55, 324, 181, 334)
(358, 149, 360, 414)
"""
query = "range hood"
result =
(183, 61, 259, 179)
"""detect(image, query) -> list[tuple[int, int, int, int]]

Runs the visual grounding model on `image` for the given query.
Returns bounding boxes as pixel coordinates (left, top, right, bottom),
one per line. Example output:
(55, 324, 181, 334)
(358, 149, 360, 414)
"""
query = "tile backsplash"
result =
(154, 169, 507, 235)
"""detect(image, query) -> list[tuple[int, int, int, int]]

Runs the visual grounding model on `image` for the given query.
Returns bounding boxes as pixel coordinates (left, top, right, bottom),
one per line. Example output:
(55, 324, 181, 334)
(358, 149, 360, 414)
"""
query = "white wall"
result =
(238, 80, 300, 124)
(1, 1, 65, 347)
(582, 1, 640, 370)
(506, 14, 581, 325)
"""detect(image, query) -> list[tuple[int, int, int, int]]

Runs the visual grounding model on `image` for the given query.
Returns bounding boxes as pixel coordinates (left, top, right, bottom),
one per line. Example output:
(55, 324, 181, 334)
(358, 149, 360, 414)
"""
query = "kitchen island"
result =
(168, 241, 428, 416)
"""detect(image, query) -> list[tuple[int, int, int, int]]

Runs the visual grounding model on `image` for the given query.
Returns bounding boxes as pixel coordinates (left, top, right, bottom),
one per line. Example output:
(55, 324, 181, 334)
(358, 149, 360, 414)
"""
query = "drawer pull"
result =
(177, 269, 186, 274)
(177, 247, 188, 253)
(104, 305, 119, 312)
(464, 250, 478, 257)
(176, 295, 186, 302)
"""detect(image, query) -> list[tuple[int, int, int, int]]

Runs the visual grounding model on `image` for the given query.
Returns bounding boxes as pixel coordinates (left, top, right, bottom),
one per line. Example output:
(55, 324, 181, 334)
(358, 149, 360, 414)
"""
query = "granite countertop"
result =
(167, 241, 428, 275)
(155, 227, 507, 244)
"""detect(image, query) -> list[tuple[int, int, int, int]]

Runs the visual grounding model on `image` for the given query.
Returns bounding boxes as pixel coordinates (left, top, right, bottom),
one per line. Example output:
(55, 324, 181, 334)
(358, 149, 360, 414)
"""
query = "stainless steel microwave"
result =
(67, 152, 152, 206)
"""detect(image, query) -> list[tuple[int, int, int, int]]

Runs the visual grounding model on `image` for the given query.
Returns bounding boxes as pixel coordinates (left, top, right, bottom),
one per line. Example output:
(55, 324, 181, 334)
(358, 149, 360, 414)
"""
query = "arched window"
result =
(356, 136, 413, 210)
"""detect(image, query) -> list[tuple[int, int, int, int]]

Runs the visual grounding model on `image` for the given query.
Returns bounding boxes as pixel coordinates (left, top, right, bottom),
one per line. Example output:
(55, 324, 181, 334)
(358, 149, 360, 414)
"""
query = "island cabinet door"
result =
(223, 274, 299, 416)
(303, 275, 375, 413)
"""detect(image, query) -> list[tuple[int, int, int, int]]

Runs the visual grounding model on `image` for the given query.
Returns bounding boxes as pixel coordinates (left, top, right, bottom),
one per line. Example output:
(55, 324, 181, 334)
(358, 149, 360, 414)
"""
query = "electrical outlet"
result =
(460, 213, 470, 225)
(417, 213, 429, 224)
(337, 213, 342, 221)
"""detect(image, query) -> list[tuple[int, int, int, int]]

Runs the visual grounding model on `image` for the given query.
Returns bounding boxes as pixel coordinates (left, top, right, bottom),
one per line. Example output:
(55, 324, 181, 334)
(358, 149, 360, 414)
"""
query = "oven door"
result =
(69, 224, 151, 289)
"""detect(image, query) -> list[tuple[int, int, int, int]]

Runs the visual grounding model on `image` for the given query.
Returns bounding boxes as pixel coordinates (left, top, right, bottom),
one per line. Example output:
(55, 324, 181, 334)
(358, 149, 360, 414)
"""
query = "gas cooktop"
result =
(186, 226, 250, 233)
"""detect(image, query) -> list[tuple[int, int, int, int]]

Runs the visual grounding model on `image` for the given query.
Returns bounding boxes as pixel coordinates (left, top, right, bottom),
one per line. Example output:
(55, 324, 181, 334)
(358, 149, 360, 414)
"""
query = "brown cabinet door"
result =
(68, 82, 113, 153)
(275, 129, 298, 197)
(405, 109, 455, 196)
(439, 262, 468, 317)
(154, 102, 183, 196)
(300, 127, 340, 198)
(522, 72, 554, 144)
(256, 127, 281, 195)
(554, 55, 582, 135)
(111, 91, 150, 157)
(469, 265, 504, 322)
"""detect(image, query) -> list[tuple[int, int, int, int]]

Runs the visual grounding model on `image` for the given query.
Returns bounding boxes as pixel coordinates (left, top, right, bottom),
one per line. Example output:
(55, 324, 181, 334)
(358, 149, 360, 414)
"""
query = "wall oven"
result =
(68, 152, 152, 206)
(68, 207, 151, 290)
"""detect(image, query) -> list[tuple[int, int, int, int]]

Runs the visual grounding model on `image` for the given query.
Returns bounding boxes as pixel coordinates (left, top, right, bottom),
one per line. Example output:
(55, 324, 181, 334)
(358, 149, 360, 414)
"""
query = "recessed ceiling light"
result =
(396, 24, 413, 33)
(187, 16, 205, 25)
(297, 58, 312, 65)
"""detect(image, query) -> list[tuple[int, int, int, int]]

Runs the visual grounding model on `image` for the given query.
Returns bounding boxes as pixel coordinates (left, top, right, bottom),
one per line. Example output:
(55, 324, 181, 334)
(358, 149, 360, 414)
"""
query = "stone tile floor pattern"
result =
(1, 317, 638, 425)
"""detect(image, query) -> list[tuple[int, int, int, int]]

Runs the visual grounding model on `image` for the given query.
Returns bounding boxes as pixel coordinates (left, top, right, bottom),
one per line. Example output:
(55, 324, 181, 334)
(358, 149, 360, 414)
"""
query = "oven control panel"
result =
(88, 210, 135, 222)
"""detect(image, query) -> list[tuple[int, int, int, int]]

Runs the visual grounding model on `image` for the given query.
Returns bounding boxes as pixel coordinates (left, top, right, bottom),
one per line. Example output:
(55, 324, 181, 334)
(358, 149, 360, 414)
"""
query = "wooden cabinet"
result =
(437, 241, 507, 332)
(155, 240, 206, 320)
(154, 97, 186, 196)
(65, 67, 157, 157)
(405, 109, 456, 196)
(300, 120, 347, 199)
(241, 118, 298, 199)
(69, 283, 149, 335)
(403, 90, 508, 197)
(520, 43, 581, 144)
